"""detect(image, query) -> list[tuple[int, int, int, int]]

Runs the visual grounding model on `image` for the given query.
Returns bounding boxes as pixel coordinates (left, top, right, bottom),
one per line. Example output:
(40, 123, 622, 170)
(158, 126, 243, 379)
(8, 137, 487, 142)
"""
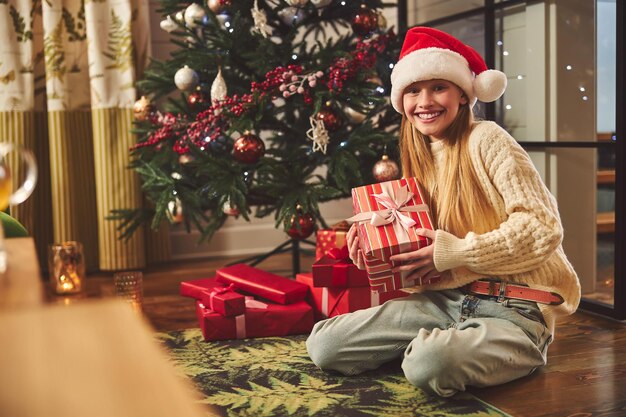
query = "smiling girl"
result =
(306, 27, 580, 397)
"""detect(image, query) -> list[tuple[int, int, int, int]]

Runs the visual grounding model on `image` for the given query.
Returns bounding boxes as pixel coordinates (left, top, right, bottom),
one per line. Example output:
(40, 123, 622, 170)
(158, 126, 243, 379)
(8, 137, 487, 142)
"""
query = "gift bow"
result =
(347, 185, 428, 231)
(328, 245, 350, 261)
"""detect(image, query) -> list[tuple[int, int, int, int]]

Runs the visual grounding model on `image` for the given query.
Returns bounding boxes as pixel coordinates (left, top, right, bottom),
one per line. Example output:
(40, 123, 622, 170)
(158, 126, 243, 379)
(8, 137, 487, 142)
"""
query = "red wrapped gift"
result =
(180, 278, 246, 317)
(195, 298, 314, 341)
(311, 247, 369, 288)
(315, 225, 349, 261)
(348, 177, 438, 293)
(215, 264, 308, 304)
(296, 273, 408, 320)
(180, 278, 216, 299)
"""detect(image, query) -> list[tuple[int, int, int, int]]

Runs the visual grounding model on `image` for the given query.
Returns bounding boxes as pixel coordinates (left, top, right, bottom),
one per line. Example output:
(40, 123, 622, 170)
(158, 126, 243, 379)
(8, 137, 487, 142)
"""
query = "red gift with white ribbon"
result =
(180, 277, 246, 317)
(348, 178, 438, 293)
(195, 298, 314, 341)
(296, 273, 408, 320)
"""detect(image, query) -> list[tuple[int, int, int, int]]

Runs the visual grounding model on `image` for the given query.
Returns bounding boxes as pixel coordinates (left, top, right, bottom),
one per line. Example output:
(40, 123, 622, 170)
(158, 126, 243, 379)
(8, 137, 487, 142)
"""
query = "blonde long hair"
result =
(399, 105, 500, 236)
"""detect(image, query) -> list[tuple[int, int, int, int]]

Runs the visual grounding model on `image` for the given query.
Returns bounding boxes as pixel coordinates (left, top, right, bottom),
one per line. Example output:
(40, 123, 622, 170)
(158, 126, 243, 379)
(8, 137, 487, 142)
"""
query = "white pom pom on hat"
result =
(390, 27, 507, 113)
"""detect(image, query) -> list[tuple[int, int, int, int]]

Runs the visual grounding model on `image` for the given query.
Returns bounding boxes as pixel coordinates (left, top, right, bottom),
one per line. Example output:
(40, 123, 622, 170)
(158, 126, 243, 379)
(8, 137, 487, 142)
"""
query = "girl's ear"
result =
(460, 93, 469, 106)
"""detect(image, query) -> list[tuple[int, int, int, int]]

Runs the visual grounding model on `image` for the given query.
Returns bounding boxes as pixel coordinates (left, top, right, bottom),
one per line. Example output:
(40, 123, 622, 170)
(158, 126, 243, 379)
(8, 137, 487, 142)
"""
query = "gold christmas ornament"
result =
(343, 105, 367, 124)
(377, 11, 387, 30)
(372, 155, 400, 182)
(133, 96, 154, 121)
(210, 67, 228, 102)
(167, 198, 184, 223)
(207, 0, 230, 14)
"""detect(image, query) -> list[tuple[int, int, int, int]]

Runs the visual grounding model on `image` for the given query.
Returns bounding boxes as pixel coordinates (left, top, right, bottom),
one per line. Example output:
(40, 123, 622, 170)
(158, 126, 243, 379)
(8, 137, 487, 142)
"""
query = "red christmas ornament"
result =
(187, 90, 209, 111)
(351, 6, 378, 37)
(233, 131, 265, 164)
(286, 212, 315, 240)
(315, 106, 342, 132)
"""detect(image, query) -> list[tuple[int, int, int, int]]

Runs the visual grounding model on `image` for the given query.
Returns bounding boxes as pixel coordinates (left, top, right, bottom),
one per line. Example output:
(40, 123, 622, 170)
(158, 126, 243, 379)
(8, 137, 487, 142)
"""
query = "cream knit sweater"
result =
(420, 121, 580, 332)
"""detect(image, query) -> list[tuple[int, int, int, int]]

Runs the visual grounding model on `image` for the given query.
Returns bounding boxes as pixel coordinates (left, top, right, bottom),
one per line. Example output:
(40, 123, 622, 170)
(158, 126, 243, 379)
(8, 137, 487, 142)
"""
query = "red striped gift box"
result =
(349, 177, 436, 293)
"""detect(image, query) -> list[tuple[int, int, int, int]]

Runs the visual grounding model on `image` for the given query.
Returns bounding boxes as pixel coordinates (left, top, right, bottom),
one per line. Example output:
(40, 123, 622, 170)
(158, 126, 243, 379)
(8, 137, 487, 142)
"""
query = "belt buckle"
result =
(497, 281, 508, 303)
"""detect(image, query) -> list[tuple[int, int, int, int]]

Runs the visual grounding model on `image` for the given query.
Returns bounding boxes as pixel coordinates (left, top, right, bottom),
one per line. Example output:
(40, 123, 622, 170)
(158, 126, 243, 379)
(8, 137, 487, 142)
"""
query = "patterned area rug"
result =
(157, 329, 511, 417)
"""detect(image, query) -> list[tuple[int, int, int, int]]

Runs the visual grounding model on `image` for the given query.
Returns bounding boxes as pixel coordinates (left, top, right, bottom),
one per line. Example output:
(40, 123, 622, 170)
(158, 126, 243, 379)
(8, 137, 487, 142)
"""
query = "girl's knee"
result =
(306, 320, 343, 370)
(401, 337, 460, 397)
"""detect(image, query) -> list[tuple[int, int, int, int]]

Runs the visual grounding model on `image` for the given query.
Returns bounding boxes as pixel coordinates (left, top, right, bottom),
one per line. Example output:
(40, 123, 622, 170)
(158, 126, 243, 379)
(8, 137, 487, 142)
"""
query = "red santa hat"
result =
(390, 27, 507, 113)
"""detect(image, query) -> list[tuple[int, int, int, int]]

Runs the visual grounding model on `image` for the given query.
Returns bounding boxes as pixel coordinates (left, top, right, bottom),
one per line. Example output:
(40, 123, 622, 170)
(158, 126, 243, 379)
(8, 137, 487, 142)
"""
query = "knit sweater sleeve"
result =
(433, 123, 564, 275)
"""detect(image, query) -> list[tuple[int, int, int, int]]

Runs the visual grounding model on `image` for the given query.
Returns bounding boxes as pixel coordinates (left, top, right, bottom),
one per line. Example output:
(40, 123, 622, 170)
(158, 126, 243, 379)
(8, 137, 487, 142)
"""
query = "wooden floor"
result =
(75, 252, 626, 417)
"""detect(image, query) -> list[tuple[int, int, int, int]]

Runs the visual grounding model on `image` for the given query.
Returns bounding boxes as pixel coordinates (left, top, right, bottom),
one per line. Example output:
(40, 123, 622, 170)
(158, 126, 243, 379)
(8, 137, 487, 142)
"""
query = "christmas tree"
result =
(113, 0, 403, 243)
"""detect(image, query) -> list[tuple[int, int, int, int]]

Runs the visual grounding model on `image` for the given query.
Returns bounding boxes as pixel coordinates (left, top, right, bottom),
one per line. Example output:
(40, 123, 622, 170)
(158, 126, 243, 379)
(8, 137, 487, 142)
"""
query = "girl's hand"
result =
(389, 228, 440, 283)
(346, 223, 366, 270)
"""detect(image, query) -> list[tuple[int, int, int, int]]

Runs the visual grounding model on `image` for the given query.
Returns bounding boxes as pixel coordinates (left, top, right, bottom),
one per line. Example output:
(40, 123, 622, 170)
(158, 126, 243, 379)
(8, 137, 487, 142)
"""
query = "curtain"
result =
(0, 0, 170, 271)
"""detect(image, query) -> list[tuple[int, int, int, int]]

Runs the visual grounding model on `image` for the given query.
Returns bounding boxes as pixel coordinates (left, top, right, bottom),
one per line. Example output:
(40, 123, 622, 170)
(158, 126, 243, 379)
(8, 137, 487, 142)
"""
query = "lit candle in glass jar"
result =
(49, 242, 85, 295)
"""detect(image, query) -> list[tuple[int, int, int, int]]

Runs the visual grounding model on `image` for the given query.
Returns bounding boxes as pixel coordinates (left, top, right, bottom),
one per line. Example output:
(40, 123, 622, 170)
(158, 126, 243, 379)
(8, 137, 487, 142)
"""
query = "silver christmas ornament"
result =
(278, 7, 307, 26)
(211, 67, 227, 102)
(174, 65, 200, 91)
(287, 0, 308, 6)
(184, 3, 208, 28)
(160, 16, 178, 32)
(311, 0, 332, 7)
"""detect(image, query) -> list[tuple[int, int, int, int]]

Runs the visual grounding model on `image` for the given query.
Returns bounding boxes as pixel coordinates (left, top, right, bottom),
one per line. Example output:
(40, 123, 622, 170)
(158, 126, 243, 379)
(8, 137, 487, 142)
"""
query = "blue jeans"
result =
(306, 289, 552, 397)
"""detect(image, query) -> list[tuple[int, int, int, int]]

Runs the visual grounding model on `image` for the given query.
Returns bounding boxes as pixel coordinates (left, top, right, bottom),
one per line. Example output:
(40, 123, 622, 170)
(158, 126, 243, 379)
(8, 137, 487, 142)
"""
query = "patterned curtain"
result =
(0, 0, 170, 271)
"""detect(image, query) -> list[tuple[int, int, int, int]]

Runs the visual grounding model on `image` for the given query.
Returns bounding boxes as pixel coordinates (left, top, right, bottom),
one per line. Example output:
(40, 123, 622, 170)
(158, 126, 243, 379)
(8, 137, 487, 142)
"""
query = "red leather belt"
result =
(466, 280, 564, 305)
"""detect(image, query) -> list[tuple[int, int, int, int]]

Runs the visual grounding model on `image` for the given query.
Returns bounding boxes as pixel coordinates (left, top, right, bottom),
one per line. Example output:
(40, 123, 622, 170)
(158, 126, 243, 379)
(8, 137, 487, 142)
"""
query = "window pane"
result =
(407, 0, 484, 25)
(528, 146, 615, 308)
(495, 1, 602, 143)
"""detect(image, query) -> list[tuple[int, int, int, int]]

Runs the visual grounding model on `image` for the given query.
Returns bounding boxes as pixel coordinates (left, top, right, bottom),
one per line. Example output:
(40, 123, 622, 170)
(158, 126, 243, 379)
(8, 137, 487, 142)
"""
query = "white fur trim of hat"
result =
(390, 27, 507, 113)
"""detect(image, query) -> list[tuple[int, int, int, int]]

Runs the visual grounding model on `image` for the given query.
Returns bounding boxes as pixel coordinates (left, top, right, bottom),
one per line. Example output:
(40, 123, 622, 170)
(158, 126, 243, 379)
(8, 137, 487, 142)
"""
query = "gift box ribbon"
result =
(328, 245, 350, 261)
(207, 283, 235, 311)
(347, 185, 428, 230)
(321, 288, 381, 317)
